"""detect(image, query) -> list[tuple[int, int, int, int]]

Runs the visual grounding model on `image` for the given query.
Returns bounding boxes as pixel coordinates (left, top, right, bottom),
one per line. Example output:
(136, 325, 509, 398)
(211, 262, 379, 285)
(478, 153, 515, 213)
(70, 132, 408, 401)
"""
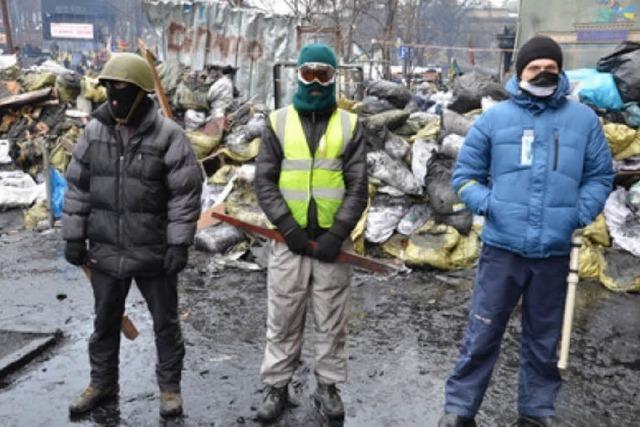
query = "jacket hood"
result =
(505, 72, 570, 114)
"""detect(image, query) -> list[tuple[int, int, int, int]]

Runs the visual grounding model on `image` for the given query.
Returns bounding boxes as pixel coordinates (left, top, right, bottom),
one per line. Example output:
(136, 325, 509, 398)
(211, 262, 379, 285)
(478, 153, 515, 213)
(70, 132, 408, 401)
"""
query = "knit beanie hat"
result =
(516, 36, 563, 78)
(293, 43, 337, 113)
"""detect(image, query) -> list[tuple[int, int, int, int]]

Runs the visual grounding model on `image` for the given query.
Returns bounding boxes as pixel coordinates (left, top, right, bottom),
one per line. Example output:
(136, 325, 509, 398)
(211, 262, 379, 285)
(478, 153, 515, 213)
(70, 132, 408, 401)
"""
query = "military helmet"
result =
(98, 53, 154, 93)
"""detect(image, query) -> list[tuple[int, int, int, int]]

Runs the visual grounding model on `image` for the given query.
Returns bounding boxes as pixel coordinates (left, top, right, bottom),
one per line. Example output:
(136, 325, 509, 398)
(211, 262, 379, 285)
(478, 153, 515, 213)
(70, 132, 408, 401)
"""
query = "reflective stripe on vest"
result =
(269, 106, 357, 229)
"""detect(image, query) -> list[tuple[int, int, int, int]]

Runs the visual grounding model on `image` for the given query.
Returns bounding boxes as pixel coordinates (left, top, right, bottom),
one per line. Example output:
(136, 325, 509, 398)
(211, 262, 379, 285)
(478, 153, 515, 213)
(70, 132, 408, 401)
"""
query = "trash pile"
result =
(3, 43, 640, 291)
(0, 54, 88, 231)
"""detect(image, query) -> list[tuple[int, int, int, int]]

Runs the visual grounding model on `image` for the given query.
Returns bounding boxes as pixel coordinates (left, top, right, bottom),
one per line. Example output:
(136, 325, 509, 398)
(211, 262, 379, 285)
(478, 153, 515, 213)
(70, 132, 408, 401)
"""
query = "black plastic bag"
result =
(448, 71, 509, 114)
(366, 80, 412, 109)
(424, 152, 473, 235)
(596, 41, 640, 103)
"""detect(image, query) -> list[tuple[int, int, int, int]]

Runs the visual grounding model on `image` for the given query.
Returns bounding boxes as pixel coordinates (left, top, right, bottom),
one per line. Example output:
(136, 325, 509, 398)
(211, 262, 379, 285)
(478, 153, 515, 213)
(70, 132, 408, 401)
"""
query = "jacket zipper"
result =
(552, 130, 559, 171)
(115, 127, 125, 276)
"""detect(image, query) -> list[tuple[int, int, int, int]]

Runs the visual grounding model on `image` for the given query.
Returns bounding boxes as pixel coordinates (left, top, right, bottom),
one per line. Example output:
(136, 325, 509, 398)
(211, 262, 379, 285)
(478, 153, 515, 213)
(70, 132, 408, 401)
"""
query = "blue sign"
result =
(577, 29, 629, 42)
(397, 45, 411, 61)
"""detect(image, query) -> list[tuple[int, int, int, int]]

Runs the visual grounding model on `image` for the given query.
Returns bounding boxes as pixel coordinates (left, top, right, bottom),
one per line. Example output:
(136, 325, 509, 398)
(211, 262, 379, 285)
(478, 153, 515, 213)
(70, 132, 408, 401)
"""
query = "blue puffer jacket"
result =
(452, 73, 614, 257)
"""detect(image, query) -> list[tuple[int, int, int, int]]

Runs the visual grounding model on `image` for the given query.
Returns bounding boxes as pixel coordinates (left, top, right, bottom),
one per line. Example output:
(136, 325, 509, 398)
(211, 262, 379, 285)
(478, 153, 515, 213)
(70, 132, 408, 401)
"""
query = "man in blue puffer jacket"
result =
(438, 36, 614, 427)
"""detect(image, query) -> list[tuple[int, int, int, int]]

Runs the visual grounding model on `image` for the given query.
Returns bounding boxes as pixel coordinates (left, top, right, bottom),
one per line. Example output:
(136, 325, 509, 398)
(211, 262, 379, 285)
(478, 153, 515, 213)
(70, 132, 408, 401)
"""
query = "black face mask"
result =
(106, 82, 144, 123)
(528, 71, 559, 87)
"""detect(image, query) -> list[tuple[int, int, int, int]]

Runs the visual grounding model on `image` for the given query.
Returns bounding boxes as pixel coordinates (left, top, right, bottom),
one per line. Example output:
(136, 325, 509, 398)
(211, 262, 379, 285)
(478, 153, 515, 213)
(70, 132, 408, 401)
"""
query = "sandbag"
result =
(565, 69, 624, 111)
(626, 181, 640, 214)
(173, 82, 209, 111)
(598, 248, 640, 292)
(186, 130, 222, 160)
(410, 116, 441, 142)
(366, 80, 412, 109)
(356, 96, 395, 115)
(0, 171, 46, 208)
(82, 77, 107, 103)
(442, 109, 473, 136)
(194, 222, 246, 254)
(384, 132, 410, 160)
(596, 41, 640, 103)
(448, 71, 509, 114)
(397, 203, 432, 235)
(604, 187, 640, 257)
(441, 134, 465, 159)
(404, 220, 480, 270)
(364, 110, 410, 132)
(185, 109, 206, 130)
(603, 122, 637, 156)
(367, 150, 423, 195)
(411, 138, 438, 185)
(23, 72, 56, 91)
(582, 213, 611, 247)
(623, 102, 640, 128)
(23, 201, 49, 230)
(425, 152, 473, 234)
(365, 194, 410, 243)
(55, 72, 81, 103)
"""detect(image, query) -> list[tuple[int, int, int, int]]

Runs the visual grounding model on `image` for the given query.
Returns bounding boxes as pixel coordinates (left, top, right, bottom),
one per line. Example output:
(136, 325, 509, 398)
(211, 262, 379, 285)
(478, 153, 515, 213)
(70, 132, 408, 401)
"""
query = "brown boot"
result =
(160, 391, 183, 417)
(68, 384, 119, 415)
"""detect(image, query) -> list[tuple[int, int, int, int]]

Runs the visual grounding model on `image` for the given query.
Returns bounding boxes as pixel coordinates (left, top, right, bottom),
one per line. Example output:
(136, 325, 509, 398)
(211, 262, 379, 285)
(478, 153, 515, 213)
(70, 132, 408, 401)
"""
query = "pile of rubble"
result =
(3, 43, 640, 291)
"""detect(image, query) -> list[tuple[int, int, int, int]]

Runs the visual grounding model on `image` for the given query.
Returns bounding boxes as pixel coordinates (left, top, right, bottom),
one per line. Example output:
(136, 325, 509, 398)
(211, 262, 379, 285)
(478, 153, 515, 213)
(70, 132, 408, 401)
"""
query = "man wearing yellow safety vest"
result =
(254, 43, 367, 421)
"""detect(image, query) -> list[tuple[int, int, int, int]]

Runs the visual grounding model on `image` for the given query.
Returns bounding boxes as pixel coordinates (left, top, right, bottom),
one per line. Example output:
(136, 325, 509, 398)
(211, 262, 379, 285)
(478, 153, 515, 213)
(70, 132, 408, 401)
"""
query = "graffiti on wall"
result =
(594, 0, 638, 22)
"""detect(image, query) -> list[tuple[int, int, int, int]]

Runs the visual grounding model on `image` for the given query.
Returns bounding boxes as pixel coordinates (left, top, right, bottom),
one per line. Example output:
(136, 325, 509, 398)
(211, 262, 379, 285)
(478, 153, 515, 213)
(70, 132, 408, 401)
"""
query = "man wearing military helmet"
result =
(62, 53, 202, 418)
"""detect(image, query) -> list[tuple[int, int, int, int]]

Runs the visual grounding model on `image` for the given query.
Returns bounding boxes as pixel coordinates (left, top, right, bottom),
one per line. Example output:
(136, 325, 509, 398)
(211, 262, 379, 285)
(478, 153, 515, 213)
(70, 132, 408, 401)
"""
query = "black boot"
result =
(438, 411, 477, 427)
(516, 415, 555, 427)
(256, 384, 288, 421)
(313, 383, 344, 419)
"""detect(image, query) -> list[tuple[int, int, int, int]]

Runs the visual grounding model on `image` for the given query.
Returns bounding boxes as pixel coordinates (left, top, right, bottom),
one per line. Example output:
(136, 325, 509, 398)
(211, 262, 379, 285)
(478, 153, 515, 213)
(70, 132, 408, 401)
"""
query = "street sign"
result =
(397, 45, 411, 61)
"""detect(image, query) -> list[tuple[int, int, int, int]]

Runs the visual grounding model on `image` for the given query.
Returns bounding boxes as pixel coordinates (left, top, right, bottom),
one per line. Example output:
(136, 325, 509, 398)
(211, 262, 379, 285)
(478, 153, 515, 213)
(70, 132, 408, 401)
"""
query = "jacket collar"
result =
(505, 72, 570, 114)
(93, 98, 159, 136)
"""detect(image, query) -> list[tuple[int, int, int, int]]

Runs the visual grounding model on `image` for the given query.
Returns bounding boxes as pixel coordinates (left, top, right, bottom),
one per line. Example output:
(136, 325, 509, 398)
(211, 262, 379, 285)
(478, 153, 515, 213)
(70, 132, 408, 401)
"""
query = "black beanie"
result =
(516, 36, 563, 78)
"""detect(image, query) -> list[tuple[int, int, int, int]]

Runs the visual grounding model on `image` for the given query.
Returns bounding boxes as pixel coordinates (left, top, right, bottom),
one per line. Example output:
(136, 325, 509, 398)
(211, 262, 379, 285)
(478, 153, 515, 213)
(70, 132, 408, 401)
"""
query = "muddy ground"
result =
(0, 220, 638, 426)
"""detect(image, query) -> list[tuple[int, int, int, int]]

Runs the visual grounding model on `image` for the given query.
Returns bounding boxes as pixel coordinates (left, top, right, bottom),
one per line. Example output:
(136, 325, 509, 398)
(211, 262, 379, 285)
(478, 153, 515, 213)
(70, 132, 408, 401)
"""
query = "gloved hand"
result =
(282, 226, 311, 256)
(64, 240, 87, 266)
(313, 231, 343, 263)
(164, 245, 189, 275)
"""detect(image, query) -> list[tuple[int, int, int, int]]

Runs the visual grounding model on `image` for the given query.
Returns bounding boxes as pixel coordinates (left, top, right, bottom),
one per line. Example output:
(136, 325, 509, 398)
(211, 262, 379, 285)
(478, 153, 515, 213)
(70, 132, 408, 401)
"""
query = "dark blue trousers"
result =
(444, 244, 569, 417)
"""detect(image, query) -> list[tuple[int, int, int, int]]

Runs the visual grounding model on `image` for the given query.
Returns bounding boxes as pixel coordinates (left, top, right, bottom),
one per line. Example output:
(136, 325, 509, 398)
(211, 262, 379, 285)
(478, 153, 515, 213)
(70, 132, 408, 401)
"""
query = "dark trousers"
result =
(89, 269, 185, 392)
(444, 244, 569, 417)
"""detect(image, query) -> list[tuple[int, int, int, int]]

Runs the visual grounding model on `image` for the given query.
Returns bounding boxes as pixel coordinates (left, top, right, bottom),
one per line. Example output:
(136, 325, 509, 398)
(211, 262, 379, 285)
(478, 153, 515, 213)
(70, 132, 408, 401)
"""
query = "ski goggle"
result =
(297, 62, 336, 86)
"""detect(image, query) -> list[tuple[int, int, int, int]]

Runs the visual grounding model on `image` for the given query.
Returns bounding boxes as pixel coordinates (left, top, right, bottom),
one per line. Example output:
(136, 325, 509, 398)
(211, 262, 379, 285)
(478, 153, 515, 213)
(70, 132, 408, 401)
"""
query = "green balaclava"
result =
(293, 43, 337, 113)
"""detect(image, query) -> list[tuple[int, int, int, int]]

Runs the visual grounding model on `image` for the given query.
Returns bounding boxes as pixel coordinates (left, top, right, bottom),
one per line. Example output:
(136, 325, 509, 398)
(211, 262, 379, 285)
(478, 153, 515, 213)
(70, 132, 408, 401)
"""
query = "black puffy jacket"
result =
(63, 101, 202, 278)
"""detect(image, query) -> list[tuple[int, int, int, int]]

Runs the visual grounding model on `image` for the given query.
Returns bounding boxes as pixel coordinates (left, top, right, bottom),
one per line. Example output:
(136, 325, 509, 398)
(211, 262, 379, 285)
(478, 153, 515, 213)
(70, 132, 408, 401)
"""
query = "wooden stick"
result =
(558, 232, 582, 370)
(137, 39, 173, 120)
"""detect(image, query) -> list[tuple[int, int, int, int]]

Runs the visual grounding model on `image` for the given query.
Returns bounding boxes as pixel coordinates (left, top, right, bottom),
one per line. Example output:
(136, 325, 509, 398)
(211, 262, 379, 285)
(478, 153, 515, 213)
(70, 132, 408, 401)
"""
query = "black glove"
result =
(164, 245, 189, 275)
(64, 240, 87, 266)
(282, 226, 311, 256)
(277, 216, 311, 256)
(313, 231, 343, 263)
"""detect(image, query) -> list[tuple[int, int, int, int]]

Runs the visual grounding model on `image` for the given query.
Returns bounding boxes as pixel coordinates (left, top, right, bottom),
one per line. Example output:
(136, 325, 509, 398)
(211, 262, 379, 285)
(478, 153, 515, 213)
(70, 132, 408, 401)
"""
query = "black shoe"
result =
(438, 411, 477, 427)
(69, 384, 119, 415)
(312, 383, 344, 420)
(516, 415, 555, 427)
(256, 384, 288, 421)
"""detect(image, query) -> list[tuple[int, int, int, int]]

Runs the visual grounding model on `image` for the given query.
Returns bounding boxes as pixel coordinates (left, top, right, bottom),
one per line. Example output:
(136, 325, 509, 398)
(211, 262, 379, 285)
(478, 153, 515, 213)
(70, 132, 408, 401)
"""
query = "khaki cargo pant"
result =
(260, 240, 352, 387)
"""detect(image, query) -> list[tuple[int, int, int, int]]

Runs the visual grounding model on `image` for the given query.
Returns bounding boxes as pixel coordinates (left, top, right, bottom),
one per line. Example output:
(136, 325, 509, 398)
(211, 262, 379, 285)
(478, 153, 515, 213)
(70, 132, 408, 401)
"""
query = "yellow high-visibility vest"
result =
(269, 106, 357, 229)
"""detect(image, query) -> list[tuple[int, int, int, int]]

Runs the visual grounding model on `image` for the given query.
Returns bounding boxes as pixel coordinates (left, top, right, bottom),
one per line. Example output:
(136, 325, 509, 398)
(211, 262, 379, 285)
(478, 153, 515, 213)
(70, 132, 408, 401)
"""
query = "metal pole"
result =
(42, 143, 55, 227)
(0, 0, 14, 54)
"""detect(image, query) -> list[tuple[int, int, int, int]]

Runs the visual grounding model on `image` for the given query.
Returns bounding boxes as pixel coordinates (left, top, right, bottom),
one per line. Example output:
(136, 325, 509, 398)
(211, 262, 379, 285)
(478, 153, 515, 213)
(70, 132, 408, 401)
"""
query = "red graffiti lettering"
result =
(166, 22, 263, 62)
